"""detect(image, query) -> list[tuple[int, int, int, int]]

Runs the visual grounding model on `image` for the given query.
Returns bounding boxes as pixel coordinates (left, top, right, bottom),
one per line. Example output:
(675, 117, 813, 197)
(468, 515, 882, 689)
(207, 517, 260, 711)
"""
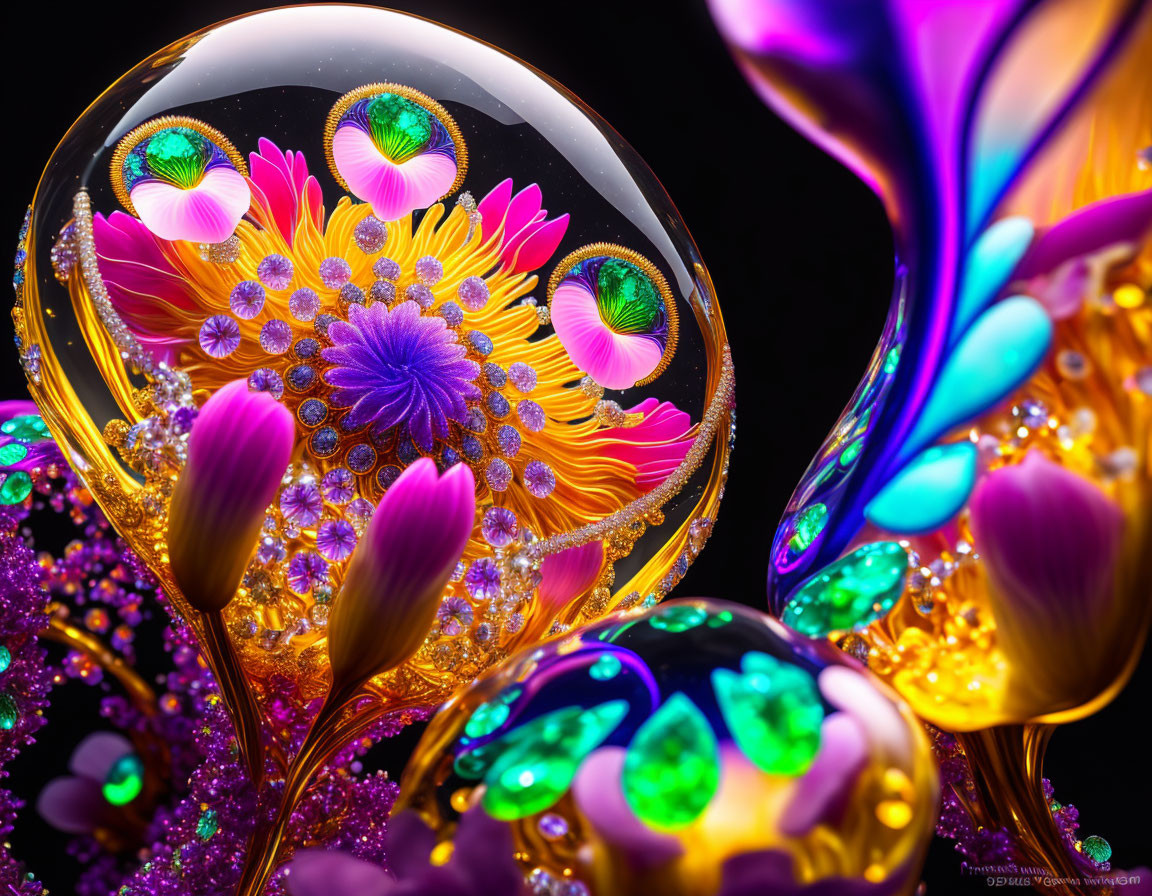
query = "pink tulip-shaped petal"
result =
(779, 711, 869, 836)
(37, 777, 111, 834)
(538, 541, 604, 613)
(287, 850, 394, 896)
(599, 398, 694, 492)
(68, 731, 135, 782)
(506, 214, 570, 275)
(168, 380, 295, 613)
(501, 184, 545, 242)
(552, 281, 664, 390)
(327, 458, 475, 690)
(332, 127, 457, 222)
(478, 178, 515, 238)
(572, 746, 684, 869)
(130, 166, 251, 243)
(247, 138, 324, 246)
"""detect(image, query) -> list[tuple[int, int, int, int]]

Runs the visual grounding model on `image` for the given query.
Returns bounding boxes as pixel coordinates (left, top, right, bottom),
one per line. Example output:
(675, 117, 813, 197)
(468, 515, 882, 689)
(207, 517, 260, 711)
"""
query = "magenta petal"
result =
(572, 747, 683, 869)
(1016, 189, 1152, 278)
(970, 451, 1123, 624)
(168, 380, 295, 612)
(538, 541, 604, 613)
(328, 459, 476, 688)
(779, 712, 869, 836)
(287, 850, 393, 896)
(69, 731, 135, 782)
(507, 214, 570, 274)
(478, 178, 514, 238)
(599, 398, 695, 492)
(501, 184, 544, 244)
(36, 777, 109, 834)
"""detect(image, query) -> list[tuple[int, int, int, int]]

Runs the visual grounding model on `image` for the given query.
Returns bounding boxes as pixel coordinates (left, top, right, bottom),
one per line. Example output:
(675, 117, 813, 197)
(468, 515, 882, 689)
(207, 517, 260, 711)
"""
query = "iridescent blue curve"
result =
(708, 0, 1148, 611)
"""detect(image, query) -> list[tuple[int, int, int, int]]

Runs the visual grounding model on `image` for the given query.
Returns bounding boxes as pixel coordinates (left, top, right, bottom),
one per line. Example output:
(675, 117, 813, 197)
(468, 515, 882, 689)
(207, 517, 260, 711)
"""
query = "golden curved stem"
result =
(234, 685, 417, 896)
(956, 725, 1109, 896)
(43, 610, 159, 715)
(199, 609, 267, 788)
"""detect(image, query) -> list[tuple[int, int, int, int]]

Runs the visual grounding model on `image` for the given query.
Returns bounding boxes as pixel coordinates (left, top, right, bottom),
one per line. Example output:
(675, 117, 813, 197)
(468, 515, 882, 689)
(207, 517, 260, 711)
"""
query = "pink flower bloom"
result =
(478, 179, 569, 275)
(168, 380, 295, 613)
(131, 166, 250, 244)
(327, 458, 475, 691)
(247, 138, 324, 247)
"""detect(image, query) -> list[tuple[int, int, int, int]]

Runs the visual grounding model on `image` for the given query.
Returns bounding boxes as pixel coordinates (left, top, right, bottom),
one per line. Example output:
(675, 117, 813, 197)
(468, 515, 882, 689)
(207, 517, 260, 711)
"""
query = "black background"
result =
(2, 1, 1148, 892)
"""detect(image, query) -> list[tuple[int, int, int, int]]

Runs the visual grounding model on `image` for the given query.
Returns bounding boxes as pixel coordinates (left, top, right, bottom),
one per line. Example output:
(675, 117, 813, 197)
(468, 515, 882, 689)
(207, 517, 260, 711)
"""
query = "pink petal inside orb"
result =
(332, 126, 457, 222)
(129, 166, 250, 243)
(552, 281, 663, 390)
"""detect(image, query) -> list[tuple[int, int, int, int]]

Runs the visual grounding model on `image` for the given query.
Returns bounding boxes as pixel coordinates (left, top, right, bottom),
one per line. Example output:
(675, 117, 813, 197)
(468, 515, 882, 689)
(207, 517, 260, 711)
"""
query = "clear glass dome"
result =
(396, 599, 937, 896)
(15, 6, 733, 693)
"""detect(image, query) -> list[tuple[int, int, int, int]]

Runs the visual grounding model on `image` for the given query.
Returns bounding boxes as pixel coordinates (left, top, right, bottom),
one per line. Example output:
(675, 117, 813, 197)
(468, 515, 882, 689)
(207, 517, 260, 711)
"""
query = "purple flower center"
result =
(322, 301, 480, 451)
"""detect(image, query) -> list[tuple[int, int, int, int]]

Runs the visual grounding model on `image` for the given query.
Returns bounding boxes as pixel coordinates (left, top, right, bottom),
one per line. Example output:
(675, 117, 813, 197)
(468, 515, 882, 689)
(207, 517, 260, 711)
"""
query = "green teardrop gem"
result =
(464, 699, 511, 739)
(622, 692, 719, 829)
(196, 808, 219, 840)
(479, 700, 628, 821)
(782, 541, 908, 637)
(713, 652, 823, 776)
(0, 472, 33, 505)
(145, 128, 211, 190)
(595, 258, 663, 335)
(0, 646, 10, 674)
(367, 93, 433, 163)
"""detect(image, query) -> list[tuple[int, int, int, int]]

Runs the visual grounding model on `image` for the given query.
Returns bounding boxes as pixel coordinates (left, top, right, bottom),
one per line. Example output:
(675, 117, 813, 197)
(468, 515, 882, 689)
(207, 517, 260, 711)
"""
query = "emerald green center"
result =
(595, 258, 663, 335)
(367, 94, 433, 163)
(788, 503, 828, 554)
(144, 128, 211, 189)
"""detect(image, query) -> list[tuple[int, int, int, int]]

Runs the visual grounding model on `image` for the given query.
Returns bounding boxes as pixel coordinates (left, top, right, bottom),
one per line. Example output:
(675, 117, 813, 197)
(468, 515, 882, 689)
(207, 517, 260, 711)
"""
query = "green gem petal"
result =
(1, 414, 50, 443)
(0, 646, 10, 674)
(621, 692, 719, 829)
(0, 443, 28, 465)
(367, 94, 433, 164)
(648, 604, 707, 633)
(788, 503, 828, 554)
(0, 472, 33, 505)
(102, 753, 145, 805)
(0, 693, 18, 730)
(595, 258, 663, 335)
(782, 541, 908, 637)
(713, 652, 823, 777)
(144, 128, 212, 190)
(589, 654, 622, 680)
(479, 700, 629, 821)
(465, 699, 511, 739)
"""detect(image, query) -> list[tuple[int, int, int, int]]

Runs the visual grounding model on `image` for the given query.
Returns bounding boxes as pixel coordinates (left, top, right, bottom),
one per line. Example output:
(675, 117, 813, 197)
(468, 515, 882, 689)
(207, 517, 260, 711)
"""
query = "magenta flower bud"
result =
(970, 450, 1126, 716)
(168, 380, 295, 613)
(328, 458, 475, 692)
